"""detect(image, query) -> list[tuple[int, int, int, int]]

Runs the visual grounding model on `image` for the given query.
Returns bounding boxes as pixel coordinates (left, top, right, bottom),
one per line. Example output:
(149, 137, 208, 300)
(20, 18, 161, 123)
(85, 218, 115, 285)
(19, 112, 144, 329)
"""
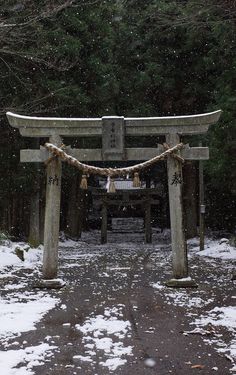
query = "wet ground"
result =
(0, 226, 235, 374)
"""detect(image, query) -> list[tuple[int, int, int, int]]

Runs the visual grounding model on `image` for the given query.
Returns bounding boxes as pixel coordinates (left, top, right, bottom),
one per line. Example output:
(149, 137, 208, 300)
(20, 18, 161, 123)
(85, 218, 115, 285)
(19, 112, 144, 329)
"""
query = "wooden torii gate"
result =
(7, 110, 221, 287)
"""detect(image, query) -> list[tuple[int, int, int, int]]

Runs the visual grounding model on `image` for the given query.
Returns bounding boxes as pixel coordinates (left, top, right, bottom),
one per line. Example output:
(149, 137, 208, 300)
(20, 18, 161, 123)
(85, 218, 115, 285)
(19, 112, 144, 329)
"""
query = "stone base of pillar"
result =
(34, 279, 66, 289)
(165, 277, 198, 288)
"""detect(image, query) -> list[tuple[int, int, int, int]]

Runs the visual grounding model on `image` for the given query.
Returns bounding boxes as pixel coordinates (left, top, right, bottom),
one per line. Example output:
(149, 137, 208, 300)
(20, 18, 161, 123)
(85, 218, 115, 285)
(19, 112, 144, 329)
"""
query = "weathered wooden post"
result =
(165, 134, 190, 287)
(42, 134, 62, 281)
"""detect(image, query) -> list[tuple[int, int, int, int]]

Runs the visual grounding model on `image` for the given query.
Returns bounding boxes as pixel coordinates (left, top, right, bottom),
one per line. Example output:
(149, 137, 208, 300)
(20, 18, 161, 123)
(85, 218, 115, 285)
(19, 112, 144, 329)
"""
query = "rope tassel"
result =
(133, 172, 141, 188)
(106, 176, 116, 193)
(80, 174, 88, 189)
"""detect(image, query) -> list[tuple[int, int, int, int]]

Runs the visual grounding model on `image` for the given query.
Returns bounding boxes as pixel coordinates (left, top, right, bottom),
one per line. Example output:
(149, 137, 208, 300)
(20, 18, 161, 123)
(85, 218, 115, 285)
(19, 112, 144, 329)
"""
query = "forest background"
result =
(0, 0, 235, 241)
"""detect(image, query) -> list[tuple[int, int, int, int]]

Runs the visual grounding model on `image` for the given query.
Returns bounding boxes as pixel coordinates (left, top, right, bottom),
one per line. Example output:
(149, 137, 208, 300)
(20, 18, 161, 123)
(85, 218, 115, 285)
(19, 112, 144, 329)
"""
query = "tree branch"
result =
(0, 0, 76, 28)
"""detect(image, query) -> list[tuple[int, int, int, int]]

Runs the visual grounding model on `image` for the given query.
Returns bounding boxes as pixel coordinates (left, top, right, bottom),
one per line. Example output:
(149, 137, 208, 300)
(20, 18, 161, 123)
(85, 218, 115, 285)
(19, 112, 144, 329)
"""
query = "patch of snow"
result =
(178, 276, 192, 281)
(219, 238, 229, 245)
(0, 293, 59, 341)
(101, 272, 109, 277)
(100, 357, 127, 371)
(193, 306, 236, 330)
(166, 291, 212, 308)
(189, 238, 236, 260)
(75, 306, 133, 371)
(59, 239, 79, 248)
(192, 306, 236, 372)
(0, 246, 22, 269)
(168, 276, 192, 282)
(3, 283, 27, 290)
(108, 267, 130, 271)
(73, 355, 93, 363)
(187, 237, 200, 246)
(0, 343, 57, 375)
(152, 281, 165, 290)
(0, 241, 43, 271)
(76, 314, 130, 338)
(23, 246, 43, 268)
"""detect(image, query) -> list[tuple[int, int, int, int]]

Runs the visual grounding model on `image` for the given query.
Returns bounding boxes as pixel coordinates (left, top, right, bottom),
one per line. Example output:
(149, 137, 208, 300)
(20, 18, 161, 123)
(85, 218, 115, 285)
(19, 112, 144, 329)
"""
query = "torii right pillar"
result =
(166, 133, 196, 287)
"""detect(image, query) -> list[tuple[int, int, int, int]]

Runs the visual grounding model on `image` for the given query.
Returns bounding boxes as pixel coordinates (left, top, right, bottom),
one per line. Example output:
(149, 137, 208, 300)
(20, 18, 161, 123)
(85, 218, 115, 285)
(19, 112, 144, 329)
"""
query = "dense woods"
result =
(0, 0, 235, 239)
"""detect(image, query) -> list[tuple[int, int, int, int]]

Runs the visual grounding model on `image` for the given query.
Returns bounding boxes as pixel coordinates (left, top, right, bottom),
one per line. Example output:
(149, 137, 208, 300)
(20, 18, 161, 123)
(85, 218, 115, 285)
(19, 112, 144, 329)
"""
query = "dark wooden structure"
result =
(91, 188, 160, 244)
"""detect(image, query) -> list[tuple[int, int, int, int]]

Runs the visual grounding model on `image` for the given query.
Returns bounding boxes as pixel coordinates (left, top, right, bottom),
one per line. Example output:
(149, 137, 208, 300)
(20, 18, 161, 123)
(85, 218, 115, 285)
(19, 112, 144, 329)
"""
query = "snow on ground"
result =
(0, 293, 59, 344)
(188, 237, 236, 260)
(192, 306, 236, 373)
(0, 241, 43, 271)
(0, 240, 60, 374)
(152, 236, 236, 373)
(189, 238, 236, 372)
(0, 343, 57, 375)
(194, 306, 236, 330)
(0, 231, 235, 373)
(75, 305, 133, 371)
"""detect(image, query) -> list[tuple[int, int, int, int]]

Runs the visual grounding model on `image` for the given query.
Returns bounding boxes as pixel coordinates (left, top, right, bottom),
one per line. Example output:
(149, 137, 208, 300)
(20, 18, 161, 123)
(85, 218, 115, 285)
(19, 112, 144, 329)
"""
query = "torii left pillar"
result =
(42, 134, 62, 283)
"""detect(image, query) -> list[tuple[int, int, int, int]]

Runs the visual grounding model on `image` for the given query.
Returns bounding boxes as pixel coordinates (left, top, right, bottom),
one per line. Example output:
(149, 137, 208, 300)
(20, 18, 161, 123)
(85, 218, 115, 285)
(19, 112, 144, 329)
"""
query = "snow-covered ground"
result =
(74, 305, 133, 371)
(0, 230, 235, 374)
(188, 237, 236, 373)
(152, 235, 236, 373)
(0, 240, 60, 373)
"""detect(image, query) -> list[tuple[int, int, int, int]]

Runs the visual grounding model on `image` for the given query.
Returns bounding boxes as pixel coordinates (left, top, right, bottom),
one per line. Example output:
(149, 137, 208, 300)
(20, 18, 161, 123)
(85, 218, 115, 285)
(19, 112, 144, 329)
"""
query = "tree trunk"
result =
(28, 191, 41, 247)
(183, 161, 198, 239)
(66, 172, 89, 239)
(66, 174, 81, 239)
(28, 140, 41, 246)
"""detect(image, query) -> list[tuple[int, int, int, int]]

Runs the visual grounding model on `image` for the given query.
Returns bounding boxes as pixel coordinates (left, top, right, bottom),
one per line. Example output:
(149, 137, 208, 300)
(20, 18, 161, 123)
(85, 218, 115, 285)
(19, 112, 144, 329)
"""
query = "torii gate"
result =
(7, 110, 221, 288)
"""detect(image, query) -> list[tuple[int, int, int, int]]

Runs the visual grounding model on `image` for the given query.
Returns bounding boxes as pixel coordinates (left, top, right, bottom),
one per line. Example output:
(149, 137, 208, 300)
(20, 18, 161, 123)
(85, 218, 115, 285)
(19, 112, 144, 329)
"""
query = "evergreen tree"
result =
(0, 0, 235, 235)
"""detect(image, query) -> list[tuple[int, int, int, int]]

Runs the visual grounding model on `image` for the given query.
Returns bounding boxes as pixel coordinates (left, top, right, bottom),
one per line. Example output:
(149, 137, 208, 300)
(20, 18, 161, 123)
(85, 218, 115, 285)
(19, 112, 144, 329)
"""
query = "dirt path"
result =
(1, 229, 235, 374)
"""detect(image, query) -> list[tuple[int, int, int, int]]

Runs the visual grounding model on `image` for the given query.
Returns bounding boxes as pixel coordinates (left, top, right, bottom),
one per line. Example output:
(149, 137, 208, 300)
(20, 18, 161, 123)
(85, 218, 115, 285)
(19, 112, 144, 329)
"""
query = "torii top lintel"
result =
(6, 110, 221, 138)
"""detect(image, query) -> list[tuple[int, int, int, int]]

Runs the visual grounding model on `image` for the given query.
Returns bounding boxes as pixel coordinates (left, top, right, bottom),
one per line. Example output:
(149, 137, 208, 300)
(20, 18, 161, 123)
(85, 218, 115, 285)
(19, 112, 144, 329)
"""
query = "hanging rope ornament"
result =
(106, 176, 116, 193)
(133, 172, 141, 188)
(44, 142, 184, 195)
(80, 174, 88, 190)
(44, 142, 184, 177)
